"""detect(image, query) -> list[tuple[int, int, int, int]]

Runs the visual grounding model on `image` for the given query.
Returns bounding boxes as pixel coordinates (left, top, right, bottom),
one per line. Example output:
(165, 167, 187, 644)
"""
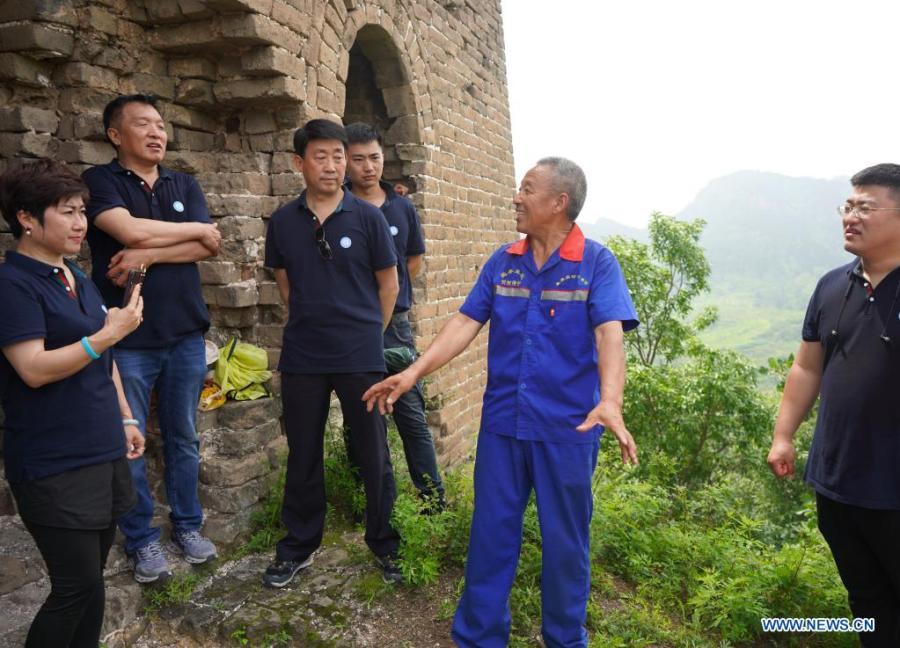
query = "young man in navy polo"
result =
(263, 119, 402, 587)
(343, 122, 444, 509)
(82, 94, 220, 583)
(768, 164, 900, 647)
(364, 158, 640, 647)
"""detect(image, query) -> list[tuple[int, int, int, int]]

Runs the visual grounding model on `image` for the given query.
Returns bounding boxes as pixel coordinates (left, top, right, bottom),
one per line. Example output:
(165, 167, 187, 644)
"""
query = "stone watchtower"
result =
(0, 0, 517, 464)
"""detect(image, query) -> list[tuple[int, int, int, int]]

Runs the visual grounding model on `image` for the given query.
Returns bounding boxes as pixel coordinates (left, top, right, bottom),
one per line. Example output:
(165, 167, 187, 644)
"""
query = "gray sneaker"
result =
(131, 541, 172, 584)
(168, 529, 217, 564)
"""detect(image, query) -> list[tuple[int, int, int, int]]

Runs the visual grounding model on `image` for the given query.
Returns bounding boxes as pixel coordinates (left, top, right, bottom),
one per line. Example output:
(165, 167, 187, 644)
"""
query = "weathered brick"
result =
(175, 78, 215, 107)
(199, 261, 242, 285)
(141, 0, 179, 22)
(198, 172, 271, 195)
(241, 46, 305, 79)
(0, 132, 53, 157)
(162, 103, 219, 133)
(257, 283, 281, 306)
(218, 216, 265, 240)
(271, 0, 310, 32)
(85, 6, 118, 36)
(120, 73, 177, 100)
(243, 111, 276, 134)
(170, 127, 216, 151)
(215, 397, 281, 430)
(58, 87, 116, 113)
(271, 152, 295, 173)
(0, 106, 58, 133)
(271, 173, 302, 196)
(382, 85, 417, 117)
(218, 13, 303, 51)
(213, 77, 305, 105)
(0, 53, 52, 86)
(205, 0, 274, 13)
(53, 62, 118, 90)
(203, 280, 258, 308)
(200, 450, 269, 487)
(92, 47, 138, 74)
(117, 17, 145, 42)
(168, 57, 218, 80)
(384, 114, 422, 145)
(162, 150, 213, 174)
(206, 194, 281, 218)
(0, 2, 78, 27)
(216, 419, 280, 457)
(0, 22, 74, 58)
(57, 140, 114, 165)
(198, 478, 263, 514)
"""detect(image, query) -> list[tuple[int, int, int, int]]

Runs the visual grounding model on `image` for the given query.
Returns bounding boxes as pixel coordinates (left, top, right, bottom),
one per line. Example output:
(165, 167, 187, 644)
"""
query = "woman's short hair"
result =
(0, 158, 89, 238)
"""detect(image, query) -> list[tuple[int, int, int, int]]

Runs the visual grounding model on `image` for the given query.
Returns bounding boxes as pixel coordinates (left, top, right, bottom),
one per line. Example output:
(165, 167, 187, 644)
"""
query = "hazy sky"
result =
(500, 0, 900, 227)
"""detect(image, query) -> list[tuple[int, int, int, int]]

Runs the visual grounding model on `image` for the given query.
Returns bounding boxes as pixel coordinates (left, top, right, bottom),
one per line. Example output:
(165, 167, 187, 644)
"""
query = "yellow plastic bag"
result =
(213, 337, 273, 402)
(199, 379, 227, 411)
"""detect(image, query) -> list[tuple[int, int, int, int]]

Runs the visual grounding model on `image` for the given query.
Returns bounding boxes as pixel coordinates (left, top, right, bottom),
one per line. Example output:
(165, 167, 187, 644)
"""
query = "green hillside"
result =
(583, 171, 856, 364)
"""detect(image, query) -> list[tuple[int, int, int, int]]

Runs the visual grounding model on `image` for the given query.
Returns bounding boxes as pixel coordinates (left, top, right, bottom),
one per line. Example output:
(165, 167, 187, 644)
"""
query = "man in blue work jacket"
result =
(364, 157, 639, 647)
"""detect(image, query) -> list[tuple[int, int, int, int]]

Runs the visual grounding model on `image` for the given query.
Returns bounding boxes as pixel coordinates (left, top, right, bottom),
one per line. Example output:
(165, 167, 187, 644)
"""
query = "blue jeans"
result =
(114, 333, 207, 554)
(382, 311, 444, 501)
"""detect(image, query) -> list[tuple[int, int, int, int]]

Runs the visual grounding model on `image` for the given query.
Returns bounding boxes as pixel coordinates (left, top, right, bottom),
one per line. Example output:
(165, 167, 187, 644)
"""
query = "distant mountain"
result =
(681, 170, 853, 307)
(580, 218, 648, 244)
(583, 171, 857, 363)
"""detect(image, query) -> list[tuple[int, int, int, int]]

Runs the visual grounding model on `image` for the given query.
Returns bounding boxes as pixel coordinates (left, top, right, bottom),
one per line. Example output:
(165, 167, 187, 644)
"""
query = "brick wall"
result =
(0, 0, 517, 466)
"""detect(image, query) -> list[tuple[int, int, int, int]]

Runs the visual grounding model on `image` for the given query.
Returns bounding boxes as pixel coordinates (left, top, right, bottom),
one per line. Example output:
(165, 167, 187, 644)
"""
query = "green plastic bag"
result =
(384, 346, 416, 374)
(213, 337, 272, 401)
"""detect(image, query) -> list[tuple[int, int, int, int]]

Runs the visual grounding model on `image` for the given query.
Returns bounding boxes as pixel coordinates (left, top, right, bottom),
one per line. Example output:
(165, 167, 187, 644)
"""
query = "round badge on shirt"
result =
(340, 236, 352, 249)
(390, 226, 399, 236)
(173, 200, 185, 213)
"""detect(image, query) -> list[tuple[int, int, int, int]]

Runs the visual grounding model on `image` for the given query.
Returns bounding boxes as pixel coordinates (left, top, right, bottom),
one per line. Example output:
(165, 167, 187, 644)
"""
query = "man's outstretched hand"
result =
(363, 369, 418, 414)
(576, 401, 638, 465)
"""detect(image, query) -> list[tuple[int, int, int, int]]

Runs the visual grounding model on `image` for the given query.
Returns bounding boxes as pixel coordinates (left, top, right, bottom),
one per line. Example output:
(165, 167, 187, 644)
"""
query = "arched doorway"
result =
(343, 24, 421, 193)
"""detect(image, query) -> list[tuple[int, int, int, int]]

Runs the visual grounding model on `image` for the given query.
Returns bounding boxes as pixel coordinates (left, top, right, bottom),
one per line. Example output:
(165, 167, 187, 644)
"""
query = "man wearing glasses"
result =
(768, 163, 900, 647)
(263, 119, 402, 587)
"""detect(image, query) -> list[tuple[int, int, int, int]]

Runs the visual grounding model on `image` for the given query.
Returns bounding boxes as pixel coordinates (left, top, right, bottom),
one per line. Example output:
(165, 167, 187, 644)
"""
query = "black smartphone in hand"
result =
(123, 266, 145, 306)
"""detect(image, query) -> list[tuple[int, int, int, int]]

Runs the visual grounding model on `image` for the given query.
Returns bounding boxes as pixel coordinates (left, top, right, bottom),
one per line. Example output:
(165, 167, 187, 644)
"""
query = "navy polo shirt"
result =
(264, 190, 398, 373)
(0, 252, 125, 483)
(802, 260, 900, 510)
(460, 225, 639, 444)
(346, 181, 426, 312)
(82, 160, 210, 349)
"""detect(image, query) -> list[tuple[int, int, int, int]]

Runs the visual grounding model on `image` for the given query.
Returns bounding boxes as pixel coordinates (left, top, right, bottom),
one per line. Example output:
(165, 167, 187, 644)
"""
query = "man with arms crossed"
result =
(344, 122, 444, 508)
(83, 94, 220, 582)
(768, 164, 900, 647)
(365, 158, 639, 647)
(263, 119, 402, 587)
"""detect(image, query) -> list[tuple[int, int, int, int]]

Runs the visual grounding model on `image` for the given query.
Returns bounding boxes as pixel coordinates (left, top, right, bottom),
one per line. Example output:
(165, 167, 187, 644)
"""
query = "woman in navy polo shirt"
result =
(0, 159, 145, 648)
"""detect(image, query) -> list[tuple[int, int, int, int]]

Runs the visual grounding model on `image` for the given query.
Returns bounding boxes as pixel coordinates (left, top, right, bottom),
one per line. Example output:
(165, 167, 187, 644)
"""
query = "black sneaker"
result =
(262, 555, 313, 588)
(377, 553, 403, 584)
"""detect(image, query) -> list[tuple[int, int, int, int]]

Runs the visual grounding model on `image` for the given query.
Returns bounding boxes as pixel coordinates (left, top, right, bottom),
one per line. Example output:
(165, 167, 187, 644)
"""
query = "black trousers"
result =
(817, 493, 900, 647)
(276, 372, 400, 561)
(22, 520, 116, 648)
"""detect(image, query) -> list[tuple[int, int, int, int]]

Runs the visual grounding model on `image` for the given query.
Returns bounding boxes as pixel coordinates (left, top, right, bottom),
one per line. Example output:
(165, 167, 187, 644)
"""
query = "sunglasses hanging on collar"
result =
(830, 264, 900, 348)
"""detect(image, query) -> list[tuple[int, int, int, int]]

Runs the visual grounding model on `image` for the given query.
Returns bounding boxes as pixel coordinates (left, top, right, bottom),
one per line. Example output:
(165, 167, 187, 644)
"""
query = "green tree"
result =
(607, 213, 714, 366)
(605, 213, 774, 484)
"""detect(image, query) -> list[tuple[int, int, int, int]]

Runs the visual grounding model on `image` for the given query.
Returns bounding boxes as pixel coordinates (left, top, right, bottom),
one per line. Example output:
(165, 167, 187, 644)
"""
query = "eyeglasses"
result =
(314, 225, 333, 260)
(837, 204, 900, 219)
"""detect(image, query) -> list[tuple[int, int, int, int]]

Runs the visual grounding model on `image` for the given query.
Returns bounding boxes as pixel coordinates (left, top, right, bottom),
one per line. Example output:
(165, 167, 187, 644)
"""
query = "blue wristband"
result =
(80, 336, 101, 360)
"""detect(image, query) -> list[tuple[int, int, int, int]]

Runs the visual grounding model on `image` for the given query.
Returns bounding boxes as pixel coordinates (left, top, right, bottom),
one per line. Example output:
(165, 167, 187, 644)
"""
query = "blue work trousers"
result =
(452, 432, 599, 648)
